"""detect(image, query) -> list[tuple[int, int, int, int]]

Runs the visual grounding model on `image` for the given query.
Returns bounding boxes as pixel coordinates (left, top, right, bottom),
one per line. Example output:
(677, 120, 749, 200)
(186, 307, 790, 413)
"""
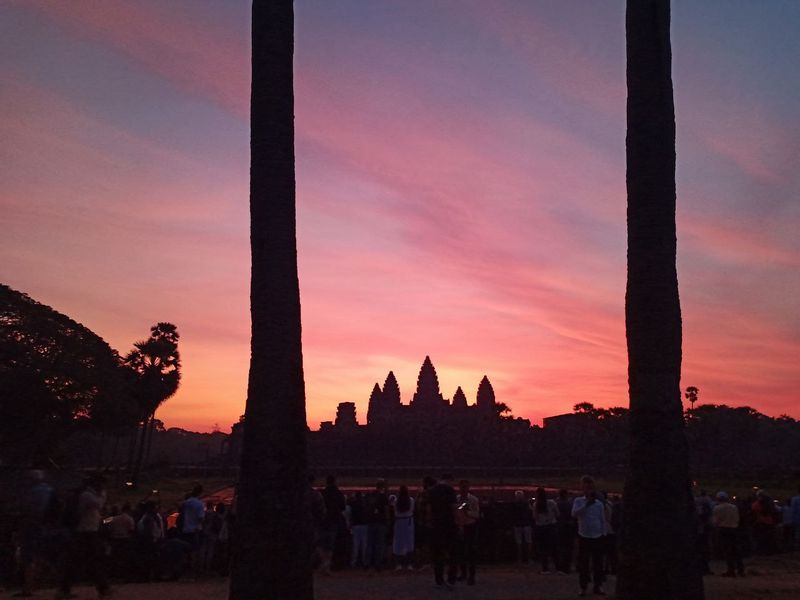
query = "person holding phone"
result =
(571, 476, 607, 596)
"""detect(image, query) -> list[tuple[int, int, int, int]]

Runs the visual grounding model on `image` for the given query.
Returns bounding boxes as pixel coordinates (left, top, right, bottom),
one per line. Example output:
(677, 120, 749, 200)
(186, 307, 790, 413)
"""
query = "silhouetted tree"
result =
(617, 2, 703, 599)
(573, 401, 596, 414)
(494, 401, 513, 418)
(229, 2, 313, 599)
(685, 386, 699, 413)
(126, 322, 180, 485)
(0, 284, 133, 465)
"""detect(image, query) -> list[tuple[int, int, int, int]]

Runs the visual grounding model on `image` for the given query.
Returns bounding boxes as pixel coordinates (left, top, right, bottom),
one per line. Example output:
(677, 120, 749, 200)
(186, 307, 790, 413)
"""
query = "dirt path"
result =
(10, 555, 800, 599)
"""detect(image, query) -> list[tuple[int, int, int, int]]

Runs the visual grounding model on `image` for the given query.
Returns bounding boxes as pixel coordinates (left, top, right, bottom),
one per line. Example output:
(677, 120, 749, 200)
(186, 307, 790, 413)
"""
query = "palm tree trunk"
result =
(617, 2, 704, 599)
(145, 412, 157, 465)
(131, 414, 151, 488)
(229, 2, 313, 599)
(96, 430, 106, 469)
(126, 423, 139, 472)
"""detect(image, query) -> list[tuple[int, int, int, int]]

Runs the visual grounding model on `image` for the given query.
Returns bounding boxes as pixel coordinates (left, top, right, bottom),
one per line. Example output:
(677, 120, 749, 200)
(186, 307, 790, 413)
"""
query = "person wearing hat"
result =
(712, 492, 744, 577)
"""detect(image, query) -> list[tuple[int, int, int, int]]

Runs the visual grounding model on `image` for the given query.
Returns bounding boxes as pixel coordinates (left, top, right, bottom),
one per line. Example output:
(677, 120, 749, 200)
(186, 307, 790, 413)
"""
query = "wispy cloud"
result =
(1, 1, 798, 429)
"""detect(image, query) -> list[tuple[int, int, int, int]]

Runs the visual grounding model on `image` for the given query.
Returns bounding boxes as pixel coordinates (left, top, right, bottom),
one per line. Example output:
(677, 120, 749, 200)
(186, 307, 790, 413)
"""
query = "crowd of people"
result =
(8, 472, 234, 598)
(695, 487, 800, 578)
(309, 474, 618, 594)
(6, 469, 800, 597)
(310, 475, 800, 594)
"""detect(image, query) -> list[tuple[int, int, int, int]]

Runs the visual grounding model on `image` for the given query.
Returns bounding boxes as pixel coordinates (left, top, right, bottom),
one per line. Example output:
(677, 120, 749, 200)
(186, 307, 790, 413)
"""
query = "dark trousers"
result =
(458, 524, 478, 581)
(577, 535, 605, 591)
(556, 522, 575, 573)
(59, 531, 109, 595)
(696, 528, 712, 574)
(366, 523, 387, 568)
(430, 527, 458, 585)
(603, 533, 618, 574)
(753, 523, 775, 555)
(718, 528, 744, 575)
(536, 524, 558, 571)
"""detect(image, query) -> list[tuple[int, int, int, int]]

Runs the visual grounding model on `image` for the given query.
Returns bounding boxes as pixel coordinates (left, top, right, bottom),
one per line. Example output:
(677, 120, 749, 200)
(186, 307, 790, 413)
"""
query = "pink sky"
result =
(2, 1, 798, 432)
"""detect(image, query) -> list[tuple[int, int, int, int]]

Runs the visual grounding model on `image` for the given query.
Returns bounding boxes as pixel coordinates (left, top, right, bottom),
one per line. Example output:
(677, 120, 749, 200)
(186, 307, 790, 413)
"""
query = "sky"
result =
(1, 1, 798, 432)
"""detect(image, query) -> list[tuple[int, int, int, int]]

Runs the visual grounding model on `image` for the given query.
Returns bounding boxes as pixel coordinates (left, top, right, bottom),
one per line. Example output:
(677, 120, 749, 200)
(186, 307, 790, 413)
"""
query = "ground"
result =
(15, 554, 800, 599)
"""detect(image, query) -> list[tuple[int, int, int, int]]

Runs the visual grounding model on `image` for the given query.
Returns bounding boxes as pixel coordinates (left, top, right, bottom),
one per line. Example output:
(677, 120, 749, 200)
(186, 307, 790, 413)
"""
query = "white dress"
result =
(392, 497, 415, 556)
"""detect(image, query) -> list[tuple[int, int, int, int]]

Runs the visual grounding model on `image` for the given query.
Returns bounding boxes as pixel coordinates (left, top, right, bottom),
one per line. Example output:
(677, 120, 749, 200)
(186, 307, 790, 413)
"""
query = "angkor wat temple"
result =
(308, 356, 536, 466)
(321, 356, 500, 431)
(227, 356, 632, 468)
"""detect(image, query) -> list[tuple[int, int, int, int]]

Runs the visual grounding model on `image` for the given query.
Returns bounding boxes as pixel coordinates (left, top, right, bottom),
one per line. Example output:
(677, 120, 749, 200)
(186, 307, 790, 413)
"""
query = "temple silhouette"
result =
(321, 356, 500, 433)
(226, 355, 639, 468)
(306, 356, 537, 467)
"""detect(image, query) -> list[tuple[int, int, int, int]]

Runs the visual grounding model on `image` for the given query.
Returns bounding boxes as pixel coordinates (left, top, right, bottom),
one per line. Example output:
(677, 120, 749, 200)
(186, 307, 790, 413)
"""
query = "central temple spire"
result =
(477, 375, 496, 414)
(411, 355, 445, 409)
(452, 386, 468, 410)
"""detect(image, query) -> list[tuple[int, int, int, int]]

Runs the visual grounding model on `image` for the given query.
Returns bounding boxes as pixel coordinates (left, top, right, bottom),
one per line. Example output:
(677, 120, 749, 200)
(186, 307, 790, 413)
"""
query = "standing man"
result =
(571, 476, 606, 596)
(511, 490, 533, 564)
(695, 490, 714, 575)
(555, 488, 576, 574)
(428, 474, 459, 589)
(415, 476, 436, 568)
(713, 492, 744, 577)
(348, 491, 368, 568)
(181, 485, 206, 545)
(456, 479, 480, 585)
(365, 479, 390, 570)
(791, 486, 800, 550)
(319, 475, 346, 574)
(180, 484, 206, 575)
(57, 475, 111, 599)
(16, 470, 54, 597)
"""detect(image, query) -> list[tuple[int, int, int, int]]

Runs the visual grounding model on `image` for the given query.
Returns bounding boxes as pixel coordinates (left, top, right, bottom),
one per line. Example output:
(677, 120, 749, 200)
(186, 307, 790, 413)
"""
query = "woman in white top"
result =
(391, 486, 415, 570)
(532, 487, 560, 573)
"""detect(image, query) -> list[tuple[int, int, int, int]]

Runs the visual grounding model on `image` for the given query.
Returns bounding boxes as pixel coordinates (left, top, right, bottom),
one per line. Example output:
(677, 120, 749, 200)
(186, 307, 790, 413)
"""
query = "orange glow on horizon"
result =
(2, 2, 798, 433)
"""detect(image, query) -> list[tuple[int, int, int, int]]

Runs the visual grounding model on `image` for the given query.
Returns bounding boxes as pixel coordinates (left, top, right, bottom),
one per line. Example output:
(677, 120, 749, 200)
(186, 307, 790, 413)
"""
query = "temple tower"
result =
(452, 386, 468, 410)
(335, 402, 358, 429)
(477, 375, 496, 415)
(382, 371, 402, 409)
(410, 356, 446, 412)
(366, 382, 384, 426)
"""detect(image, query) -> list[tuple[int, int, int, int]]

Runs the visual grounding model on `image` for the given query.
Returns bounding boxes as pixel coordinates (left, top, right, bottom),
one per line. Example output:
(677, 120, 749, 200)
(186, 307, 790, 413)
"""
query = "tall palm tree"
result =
(617, 2, 704, 599)
(229, 2, 313, 599)
(126, 322, 181, 486)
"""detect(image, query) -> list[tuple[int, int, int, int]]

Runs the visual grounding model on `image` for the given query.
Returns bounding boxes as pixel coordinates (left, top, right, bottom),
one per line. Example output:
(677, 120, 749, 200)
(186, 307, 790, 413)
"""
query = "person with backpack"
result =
(200, 501, 223, 573)
(136, 500, 164, 581)
(364, 479, 390, 570)
(751, 489, 780, 555)
(533, 487, 560, 574)
(791, 486, 800, 551)
(414, 476, 436, 569)
(511, 490, 533, 564)
(555, 488, 575, 574)
(318, 475, 346, 574)
(348, 492, 368, 568)
(428, 474, 459, 589)
(56, 475, 111, 599)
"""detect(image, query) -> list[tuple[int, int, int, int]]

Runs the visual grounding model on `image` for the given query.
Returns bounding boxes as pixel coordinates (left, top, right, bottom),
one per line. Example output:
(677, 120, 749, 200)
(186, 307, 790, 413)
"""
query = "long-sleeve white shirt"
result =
(571, 496, 607, 539)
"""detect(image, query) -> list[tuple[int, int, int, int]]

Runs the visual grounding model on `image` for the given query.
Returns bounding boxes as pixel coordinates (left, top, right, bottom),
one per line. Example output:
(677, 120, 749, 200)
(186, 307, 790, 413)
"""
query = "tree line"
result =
(0, 283, 180, 486)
